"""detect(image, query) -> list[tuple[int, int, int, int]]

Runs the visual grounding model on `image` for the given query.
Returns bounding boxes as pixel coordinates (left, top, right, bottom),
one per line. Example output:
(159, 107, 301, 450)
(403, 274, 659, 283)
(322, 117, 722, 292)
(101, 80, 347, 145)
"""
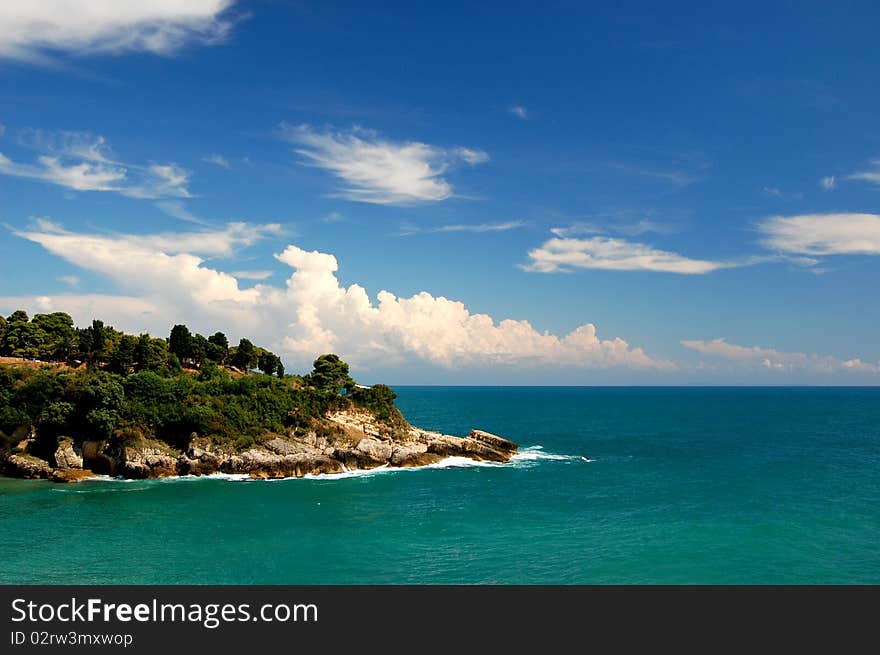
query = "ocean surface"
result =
(1, 387, 878, 584)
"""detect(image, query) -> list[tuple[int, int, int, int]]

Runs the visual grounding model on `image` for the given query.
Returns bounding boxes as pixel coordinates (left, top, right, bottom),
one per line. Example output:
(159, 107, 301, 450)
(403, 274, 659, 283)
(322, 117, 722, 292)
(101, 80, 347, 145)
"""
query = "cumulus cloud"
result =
(521, 236, 728, 274)
(280, 124, 488, 205)
(4, 223, 669, 373)
(681, 338, 879, 374)
(758, 213, 880, 255)
(0, 1, 236, 62)
(0, 131, 191, 199)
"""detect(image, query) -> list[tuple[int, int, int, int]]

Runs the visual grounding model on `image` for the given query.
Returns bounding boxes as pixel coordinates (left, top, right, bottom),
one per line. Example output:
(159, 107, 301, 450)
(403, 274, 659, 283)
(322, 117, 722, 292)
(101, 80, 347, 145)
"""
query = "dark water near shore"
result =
(1, 387, 878, 584)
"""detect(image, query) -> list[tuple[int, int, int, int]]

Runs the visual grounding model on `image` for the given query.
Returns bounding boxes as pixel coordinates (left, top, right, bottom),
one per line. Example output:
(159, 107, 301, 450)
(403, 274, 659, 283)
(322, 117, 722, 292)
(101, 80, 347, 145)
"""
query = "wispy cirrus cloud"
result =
(610, 162, 701, 188)
(397, 220, 525, 236)
(521, 236, 729, 274)
(847, 160, 880, 185)
(230, 270, 273, 280)
(0, 1, 238, 62)
(0, 131, 192, 199)
(202, 154, 231, 169)
(758, 213, 880, 256)
(762, 186, 803, 201)
(280, 123, 489, 205)
(550, 218, 677, 239)
(681, 338, 879, 374)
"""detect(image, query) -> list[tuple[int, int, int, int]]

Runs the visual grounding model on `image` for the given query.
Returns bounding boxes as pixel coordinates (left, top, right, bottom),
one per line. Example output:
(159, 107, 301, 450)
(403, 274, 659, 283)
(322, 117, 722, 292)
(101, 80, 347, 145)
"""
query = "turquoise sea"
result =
(1, 387, 878, 584)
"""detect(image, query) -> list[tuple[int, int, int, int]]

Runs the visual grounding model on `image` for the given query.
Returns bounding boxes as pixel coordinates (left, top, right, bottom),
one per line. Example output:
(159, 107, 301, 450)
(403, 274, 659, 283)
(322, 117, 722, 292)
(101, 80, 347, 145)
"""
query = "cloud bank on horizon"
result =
(2, 222, 669, 374)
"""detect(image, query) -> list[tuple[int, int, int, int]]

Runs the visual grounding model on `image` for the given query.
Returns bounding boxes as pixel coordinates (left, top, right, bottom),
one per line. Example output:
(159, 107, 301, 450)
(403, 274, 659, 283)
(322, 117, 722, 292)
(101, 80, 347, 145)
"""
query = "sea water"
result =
(1, 387, 878, 584)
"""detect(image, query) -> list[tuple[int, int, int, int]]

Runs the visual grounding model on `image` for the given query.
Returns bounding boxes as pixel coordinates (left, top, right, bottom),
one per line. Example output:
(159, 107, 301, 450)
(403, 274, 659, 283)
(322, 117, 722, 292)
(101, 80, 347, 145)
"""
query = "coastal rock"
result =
(81, 440, 116, 475)
(224, 448, 345, 478)
(390, 443, 442, 467)
(0, 453, 53, 479)
(53, 440, 83, 469)
(355, 438, 393, 463)
(50, 468, 95, 483)
(177, 445, 223, 475)
(468, 429, 519, 454)
(426, 431, 519, 462)
(264, 437, 320, 456)
(121, 448, 179, 479)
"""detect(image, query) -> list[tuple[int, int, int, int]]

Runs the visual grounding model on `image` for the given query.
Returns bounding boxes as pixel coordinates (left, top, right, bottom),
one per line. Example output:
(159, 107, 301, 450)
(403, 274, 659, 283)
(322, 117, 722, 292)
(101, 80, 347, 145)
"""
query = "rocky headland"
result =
(0, 409, 518, 483)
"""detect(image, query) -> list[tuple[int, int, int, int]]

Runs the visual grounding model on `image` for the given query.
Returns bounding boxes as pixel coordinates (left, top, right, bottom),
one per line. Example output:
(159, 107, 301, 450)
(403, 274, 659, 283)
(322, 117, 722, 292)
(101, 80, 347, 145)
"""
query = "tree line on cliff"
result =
(0, 310, 400, 459)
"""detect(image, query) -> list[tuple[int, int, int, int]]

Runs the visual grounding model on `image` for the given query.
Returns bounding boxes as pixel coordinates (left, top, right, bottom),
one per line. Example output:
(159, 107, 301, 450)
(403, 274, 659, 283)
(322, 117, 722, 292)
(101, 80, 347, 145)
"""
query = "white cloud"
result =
(18, 220, 282, 259)
(759, 213, 880, 255)
(820, 175, 837, 191)
(611, 163, 699, 188)
(0, 1, 236, 62)
(155, 200, 205, 225)
(847, 160, 880, 185)
(399, 220, 525, 236)
(453, 147, 490, 165)
(280, 123, 488, 205)
(434, 220, 523, 233)
(508, 106, 528, 119)
(522, 236, 727, 274)
(0, 132, 191, 199)
(549, 222, 604, 238)
(762, 186, 803, 200)
(5, 223, 670, 373)
(681, 338, 879, 374)
(57, 275, 79, 287)
(550, 219, 676, 238)
(203, 154, 231, 169)
(231, 270, 273, 280)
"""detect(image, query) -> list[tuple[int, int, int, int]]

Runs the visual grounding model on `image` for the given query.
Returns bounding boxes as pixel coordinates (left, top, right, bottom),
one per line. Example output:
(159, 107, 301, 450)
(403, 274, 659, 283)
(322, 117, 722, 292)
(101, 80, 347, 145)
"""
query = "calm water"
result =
(1, 387, 878, 584)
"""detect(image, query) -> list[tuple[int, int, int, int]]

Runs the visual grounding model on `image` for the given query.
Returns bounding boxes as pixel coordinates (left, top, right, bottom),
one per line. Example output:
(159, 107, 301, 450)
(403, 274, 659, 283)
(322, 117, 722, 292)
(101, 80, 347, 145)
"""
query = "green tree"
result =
(207, 332, 229, 363)
(134, 334, 168, 372)
(230, 338, 256, 371)
(107, 334, 138, 374)
(258, 351, 284, 377)
(2, 310, 32, 357)
(76, 319, 110, 364)
(31, 312, 75, 360)
(78, 371, 125, 439)
(168, 324, 193, 365)
(304, 354, 355, 393)
(191, 334, 210, 368)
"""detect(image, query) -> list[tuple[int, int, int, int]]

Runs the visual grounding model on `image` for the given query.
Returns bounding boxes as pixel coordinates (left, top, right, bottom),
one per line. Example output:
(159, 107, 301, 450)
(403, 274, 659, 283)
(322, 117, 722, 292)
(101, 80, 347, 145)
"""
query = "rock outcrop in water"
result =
(0, 409, 518, 482)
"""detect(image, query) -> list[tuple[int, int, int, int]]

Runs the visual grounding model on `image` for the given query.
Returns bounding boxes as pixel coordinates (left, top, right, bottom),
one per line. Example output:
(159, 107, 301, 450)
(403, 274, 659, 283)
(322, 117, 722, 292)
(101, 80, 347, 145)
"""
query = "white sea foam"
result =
(509, 445, 592, 465)
(51, 445, 591, 486)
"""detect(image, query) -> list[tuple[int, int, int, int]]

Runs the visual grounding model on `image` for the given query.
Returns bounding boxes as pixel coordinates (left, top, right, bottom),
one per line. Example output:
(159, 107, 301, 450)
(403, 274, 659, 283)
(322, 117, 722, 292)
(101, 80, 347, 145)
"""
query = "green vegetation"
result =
(0, 310, 401, 457)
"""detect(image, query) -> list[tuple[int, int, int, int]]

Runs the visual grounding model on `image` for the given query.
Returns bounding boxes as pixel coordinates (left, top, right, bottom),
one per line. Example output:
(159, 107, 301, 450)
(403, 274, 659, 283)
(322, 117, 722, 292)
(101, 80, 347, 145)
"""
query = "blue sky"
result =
(1, 1, 879, 384)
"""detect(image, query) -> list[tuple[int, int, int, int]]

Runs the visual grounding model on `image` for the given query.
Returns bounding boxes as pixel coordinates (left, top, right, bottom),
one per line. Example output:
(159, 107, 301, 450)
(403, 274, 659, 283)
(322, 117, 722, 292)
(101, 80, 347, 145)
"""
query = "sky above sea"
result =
(0, 1, 878, 385)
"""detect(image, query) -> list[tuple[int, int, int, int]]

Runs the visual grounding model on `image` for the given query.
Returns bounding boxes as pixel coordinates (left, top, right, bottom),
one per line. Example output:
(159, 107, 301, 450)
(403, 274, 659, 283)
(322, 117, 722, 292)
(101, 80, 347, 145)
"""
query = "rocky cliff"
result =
(0, 410, 518, 482)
